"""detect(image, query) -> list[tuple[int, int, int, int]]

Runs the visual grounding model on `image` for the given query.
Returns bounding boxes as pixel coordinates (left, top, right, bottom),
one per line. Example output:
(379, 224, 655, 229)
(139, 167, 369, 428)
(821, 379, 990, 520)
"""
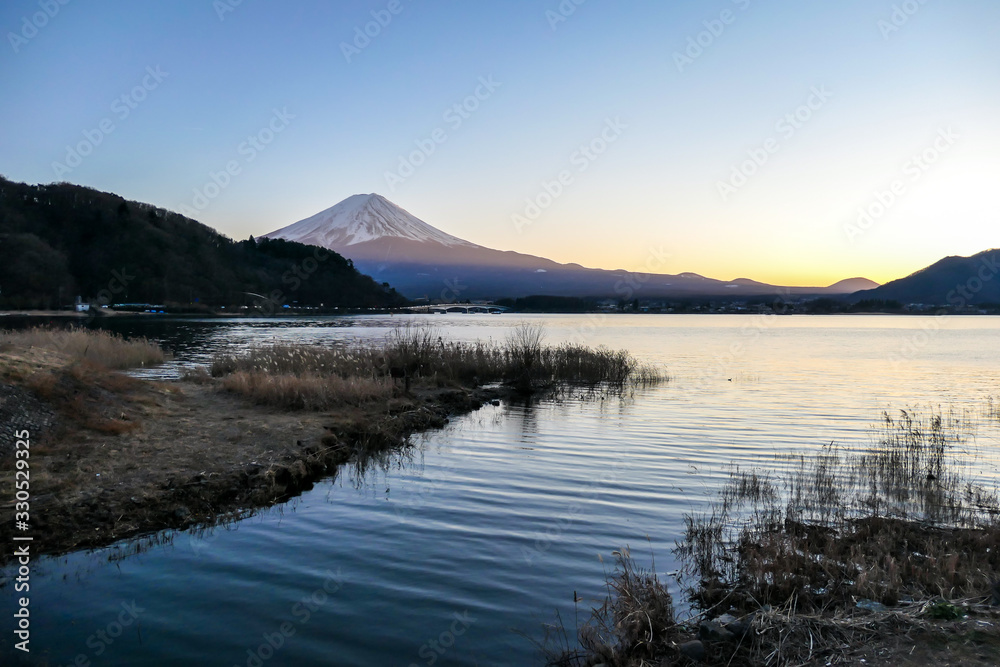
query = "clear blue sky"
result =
(2, 0, 997, 284)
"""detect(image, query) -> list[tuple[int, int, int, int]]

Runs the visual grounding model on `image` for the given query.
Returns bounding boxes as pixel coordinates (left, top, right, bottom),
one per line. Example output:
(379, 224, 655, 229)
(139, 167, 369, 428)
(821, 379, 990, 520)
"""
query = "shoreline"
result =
(3, 309, 998, 321)
(3, 330, 999, 664)
(0, 323, 664, 566)
(0, 360, 509, 565)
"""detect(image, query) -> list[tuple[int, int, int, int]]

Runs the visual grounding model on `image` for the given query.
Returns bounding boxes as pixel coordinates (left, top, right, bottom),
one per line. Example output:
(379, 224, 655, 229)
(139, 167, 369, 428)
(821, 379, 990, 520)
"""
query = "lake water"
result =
(4, 314, 1000, 666)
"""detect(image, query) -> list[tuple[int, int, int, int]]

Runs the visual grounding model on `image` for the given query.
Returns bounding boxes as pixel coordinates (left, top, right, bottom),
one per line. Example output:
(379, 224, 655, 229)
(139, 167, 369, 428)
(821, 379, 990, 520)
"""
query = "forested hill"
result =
(851, 248, 1000, 308)
(0, 177, 407, 311)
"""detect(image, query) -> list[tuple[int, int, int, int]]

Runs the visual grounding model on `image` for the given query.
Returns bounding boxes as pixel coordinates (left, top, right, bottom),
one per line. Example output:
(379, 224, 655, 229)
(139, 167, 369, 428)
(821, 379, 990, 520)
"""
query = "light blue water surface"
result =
(3, 315, 999, 666)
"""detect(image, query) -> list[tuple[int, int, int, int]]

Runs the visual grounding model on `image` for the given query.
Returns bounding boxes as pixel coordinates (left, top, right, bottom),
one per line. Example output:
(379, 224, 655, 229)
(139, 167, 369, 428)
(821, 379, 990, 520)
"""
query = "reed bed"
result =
(542, 547, 681, 667)
(554, 406, 1000, 666)
(219, 372, 394, 410)
(679, 408, 1000, 612)
(0, 326, 165, 369)
(209, 323, 667, 409)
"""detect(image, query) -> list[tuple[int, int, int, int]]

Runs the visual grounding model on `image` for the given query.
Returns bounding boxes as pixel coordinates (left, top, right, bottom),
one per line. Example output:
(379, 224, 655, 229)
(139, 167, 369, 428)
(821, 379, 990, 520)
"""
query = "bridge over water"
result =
(404, 304, 508, 314)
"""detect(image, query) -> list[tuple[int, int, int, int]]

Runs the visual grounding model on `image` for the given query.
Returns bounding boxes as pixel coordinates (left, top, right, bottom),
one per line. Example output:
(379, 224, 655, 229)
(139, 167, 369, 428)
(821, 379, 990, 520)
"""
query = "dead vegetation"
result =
(0, 326, 165, 369)
(543, 546, 681, 666)
(679, 409, 1000, 614)
(553, 406, 1000, 666)
(219, 371, 395, 410)
(0, 326, 506, 562)
(210, 323, 666, 410)
(1, 327, 166, 441)
(0, 323, 666, 563)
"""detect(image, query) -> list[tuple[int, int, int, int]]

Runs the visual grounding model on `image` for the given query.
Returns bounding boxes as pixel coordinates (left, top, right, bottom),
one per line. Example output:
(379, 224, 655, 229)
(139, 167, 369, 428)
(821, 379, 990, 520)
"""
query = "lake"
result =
(3, 314, 1000, 665)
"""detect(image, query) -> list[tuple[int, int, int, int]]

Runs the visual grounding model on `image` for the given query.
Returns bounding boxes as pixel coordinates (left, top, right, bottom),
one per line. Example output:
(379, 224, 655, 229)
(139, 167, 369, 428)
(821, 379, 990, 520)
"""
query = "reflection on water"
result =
(2, 314, 1000, 665)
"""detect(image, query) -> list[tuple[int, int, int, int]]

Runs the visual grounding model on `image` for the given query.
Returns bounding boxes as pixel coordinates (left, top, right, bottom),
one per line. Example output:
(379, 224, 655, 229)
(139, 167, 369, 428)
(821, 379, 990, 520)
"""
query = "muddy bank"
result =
(0, 361, 507, 565)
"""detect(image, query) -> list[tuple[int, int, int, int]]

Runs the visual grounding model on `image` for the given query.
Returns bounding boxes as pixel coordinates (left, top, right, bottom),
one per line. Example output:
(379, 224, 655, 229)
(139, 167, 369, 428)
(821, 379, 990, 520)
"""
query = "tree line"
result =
(0, 177, 407, 311)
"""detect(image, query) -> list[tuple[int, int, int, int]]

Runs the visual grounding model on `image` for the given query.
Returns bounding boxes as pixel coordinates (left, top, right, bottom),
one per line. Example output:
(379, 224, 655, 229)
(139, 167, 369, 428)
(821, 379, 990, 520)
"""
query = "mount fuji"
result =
(263, 193, 479, 250)
(264, 194, 877, 300)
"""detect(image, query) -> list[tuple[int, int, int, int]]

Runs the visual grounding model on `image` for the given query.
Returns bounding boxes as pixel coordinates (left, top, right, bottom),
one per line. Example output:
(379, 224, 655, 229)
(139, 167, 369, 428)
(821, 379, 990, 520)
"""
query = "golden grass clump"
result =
(0, 326, 165, 369)
(220, 371, 394, 410)
(209, 323, 668, 409)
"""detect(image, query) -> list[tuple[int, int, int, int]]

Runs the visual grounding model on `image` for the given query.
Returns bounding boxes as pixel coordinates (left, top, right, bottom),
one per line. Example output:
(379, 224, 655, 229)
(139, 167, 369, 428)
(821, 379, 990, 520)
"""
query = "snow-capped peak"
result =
(264, 194, 479, 249)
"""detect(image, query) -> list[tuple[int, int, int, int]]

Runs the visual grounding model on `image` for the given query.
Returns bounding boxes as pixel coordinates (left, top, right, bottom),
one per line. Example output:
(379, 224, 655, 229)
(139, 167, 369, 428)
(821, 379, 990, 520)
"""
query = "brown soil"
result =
(672, 612, 1000, 666)
(861, 626, 1000, 666)
(752, 611, 1000, 666)
(0, 351, 504, 564)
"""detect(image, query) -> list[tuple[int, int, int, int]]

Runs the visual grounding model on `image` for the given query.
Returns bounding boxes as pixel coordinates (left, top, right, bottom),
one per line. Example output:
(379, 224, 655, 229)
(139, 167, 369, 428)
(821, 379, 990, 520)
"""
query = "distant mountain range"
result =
(0, 178, 406, 310)
(853, 249, 1000, 307)
(265, 194, 879, 300)
(4, 177, 991, 312)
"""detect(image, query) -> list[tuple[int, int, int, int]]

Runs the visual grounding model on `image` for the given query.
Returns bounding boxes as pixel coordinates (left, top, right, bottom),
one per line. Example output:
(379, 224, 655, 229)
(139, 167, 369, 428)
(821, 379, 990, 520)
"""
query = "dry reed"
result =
(209, 323, 668, 409)
(1, 326, 165, 369)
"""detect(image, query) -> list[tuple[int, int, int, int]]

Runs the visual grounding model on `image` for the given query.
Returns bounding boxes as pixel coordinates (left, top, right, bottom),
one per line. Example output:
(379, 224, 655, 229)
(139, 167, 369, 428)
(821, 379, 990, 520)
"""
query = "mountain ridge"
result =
(266, 194, 479, 249)
(0, 178, 406, 310)
(264, 194, 877, 300)
(852, 249, 1000, 306)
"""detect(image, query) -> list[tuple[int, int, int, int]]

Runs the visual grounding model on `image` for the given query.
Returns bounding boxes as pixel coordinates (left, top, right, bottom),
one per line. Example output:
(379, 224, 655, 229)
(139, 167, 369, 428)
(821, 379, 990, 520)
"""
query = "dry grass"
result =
(557, 406, 1000, 666)
(0, 328, 165, 440)
(677, 408, 1000, 614)
(0, 326, 165, 369)
(715, 596, 1000, 667)
(22, 360, 144, 436)
(220, 371, 394, 410)
(544, 547, 681, 666)
(209, 323, 667, 409)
